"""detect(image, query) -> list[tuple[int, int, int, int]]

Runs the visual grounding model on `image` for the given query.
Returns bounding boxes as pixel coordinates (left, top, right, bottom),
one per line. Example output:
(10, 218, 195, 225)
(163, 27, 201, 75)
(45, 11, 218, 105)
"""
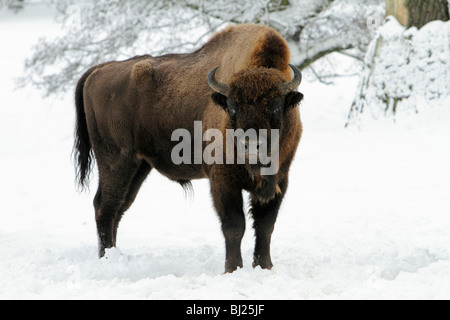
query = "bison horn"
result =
(282, 64, 302, 94)
(207, 67, 229, 96)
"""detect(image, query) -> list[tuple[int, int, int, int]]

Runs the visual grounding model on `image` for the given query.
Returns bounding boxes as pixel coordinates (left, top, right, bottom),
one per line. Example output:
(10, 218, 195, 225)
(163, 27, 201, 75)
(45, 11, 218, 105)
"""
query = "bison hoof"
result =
(224, 260, 243, 274)
(253, 256, 273, 270)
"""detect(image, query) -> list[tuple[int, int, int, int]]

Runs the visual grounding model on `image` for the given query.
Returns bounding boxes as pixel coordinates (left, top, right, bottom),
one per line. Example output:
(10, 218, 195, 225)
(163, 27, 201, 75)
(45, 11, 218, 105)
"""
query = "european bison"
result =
(74, 24, 303, 273)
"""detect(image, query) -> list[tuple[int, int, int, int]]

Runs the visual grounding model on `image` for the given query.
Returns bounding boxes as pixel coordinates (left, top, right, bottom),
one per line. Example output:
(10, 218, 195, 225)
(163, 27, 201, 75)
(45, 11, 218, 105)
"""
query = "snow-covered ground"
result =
(1, 7, 450, 300)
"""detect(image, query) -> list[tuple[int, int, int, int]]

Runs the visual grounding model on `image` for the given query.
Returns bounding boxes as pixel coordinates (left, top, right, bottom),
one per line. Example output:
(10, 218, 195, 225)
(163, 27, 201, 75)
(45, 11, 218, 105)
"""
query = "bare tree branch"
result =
(16, 0, 384, 97)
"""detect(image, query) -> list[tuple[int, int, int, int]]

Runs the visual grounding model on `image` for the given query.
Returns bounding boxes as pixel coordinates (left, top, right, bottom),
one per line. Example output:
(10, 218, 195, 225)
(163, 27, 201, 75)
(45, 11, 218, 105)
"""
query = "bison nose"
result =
(240, 138, 265, 156)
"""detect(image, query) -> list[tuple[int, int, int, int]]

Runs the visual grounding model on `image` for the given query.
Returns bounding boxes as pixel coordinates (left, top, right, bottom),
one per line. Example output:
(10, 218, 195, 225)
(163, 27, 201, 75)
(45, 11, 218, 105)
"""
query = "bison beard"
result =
(73, 24, 303, 273)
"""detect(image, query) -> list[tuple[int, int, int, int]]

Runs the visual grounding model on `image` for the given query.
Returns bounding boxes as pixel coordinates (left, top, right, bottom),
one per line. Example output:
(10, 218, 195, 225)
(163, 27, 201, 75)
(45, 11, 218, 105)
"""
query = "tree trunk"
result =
(406, 0, 449, 28)
(386, 0, 449, 28)
(386, 0, 409, 26)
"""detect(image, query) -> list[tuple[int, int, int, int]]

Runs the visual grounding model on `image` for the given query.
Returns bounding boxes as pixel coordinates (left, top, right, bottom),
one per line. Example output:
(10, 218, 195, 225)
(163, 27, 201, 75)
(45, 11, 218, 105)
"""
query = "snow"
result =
(1, 6, 450, 300)
(349, 17, 450, 125)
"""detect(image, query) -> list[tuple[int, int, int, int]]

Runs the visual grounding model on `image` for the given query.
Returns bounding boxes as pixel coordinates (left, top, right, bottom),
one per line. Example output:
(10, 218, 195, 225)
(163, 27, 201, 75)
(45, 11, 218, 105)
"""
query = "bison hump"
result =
(248, 28, 290, 77)
(131, 59, 154, 91)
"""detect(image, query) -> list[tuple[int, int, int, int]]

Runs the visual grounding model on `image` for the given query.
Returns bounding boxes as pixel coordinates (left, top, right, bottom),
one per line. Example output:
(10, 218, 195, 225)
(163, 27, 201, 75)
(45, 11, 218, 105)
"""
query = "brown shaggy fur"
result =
(131, 59, 154, 90)
(74, 24, 303, 273)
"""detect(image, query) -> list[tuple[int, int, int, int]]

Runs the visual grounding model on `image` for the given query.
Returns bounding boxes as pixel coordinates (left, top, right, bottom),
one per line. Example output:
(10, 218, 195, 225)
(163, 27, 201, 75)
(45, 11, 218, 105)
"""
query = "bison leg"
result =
(250, 179, 287, 270)
(113, 161, 152, 245)
(210, 176, 245, 273)
(94, 156, 151, 258)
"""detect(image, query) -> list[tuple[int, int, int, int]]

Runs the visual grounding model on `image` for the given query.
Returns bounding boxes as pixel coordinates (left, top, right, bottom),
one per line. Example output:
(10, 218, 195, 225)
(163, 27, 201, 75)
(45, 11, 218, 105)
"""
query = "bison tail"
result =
(73, 69, 94, 191)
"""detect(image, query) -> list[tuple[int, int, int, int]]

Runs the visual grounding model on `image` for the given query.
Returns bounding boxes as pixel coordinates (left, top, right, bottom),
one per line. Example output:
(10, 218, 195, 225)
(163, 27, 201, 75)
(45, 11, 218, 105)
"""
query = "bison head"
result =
(207, 64, 303, 180)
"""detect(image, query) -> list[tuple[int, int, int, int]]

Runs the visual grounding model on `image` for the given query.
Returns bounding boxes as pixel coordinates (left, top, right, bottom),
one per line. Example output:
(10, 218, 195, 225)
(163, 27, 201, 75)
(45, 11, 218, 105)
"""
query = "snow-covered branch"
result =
(16, 0, 384, 97)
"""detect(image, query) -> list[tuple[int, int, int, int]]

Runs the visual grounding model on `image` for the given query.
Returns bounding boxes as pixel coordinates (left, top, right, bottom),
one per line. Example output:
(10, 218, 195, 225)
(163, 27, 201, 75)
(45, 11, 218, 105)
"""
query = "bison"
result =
(74, 23, 303, 273)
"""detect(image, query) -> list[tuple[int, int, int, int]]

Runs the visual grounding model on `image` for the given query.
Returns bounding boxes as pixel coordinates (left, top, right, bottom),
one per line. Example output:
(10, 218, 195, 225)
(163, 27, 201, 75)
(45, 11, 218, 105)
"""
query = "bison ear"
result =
(211, 92, 228, 110)
(284, 91, 304, 111)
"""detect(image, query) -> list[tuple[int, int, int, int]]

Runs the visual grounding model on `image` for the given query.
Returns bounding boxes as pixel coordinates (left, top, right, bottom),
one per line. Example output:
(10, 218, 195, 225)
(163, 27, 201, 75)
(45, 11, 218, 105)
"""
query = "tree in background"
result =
(11, 0, 383, 97)
(0, 0, 24, 12)
(386, 0, 449, 28)
(347, 0, 450, 126)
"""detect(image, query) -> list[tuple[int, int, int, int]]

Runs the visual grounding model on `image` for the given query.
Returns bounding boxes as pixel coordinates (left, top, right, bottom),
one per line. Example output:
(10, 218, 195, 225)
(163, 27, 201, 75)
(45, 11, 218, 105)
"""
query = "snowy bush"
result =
(347, 18, 450, 126)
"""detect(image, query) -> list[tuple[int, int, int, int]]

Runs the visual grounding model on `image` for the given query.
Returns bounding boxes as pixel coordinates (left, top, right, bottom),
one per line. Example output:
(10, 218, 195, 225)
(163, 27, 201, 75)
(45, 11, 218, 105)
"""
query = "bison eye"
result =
(228, 107, 237, 124)
(226, 100, 237, 125)
(271, 100, 283, 125)
(271, 107, 281, 124)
